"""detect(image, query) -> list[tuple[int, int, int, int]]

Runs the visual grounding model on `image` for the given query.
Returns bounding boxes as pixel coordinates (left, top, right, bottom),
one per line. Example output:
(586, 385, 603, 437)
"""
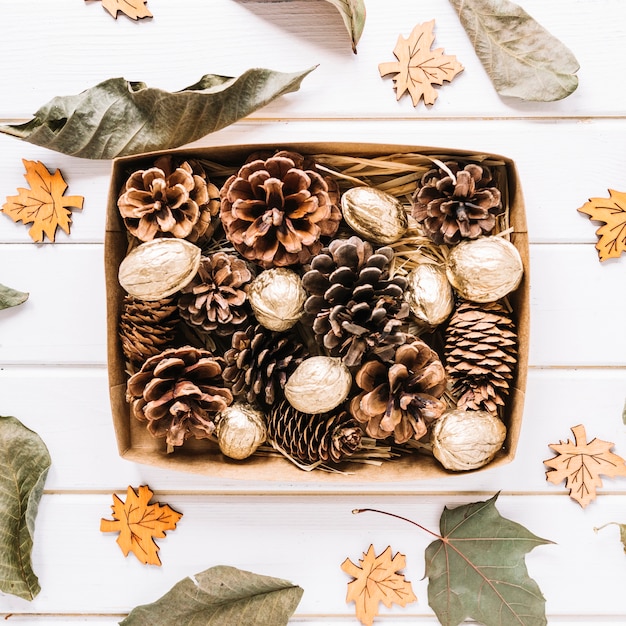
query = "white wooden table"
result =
(1, 1, 626, 623)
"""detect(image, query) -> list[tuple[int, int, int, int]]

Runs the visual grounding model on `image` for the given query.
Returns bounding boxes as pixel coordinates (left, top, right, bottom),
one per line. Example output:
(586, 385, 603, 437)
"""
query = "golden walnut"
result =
(215, 402, 267, 460)
(405, 263, 454, 328)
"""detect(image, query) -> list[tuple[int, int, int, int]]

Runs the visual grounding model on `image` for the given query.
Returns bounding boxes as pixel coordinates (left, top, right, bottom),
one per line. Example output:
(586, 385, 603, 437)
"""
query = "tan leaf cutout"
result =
(341, 545, 417, 626)
(1, 160, 84, 243)
(100, 485, 182, 565)
(544, 424, 626, 508)
(378, 20, 463, 107)
(577, 189, 626, 261)
(88, 0, 152, 20)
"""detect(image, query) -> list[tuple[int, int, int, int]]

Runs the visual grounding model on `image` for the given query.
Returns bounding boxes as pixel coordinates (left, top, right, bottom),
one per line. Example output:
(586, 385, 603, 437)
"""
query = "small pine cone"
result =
(222, 324, 307, 406)
(349, 338, 447, 444)
(126, 345, 232, 450)
(302, 236, 409, 368)
(219, 150, 342, 268)
(268, 399, 362, 467)
(444, 299, 517, 415)
(411, 162, 502, 245)
(178, 252, 253, 336)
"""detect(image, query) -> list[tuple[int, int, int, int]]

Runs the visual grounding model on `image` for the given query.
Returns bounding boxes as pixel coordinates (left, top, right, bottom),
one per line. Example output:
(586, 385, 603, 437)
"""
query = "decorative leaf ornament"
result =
(577, 189, 626, 261)
(88, 0, 152, 20)
(378, 20, 464, 107)
(0, 283, 29, 310)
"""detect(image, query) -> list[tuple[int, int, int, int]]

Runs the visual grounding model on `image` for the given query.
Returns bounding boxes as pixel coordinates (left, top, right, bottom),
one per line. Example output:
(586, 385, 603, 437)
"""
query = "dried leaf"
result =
(0, 68, 316, 160)
(577, 189, 626, 261)
(88, 0, 152, 20)
(121, 565, 303, 626)
(0, 416, 51, 601)
(378, 20, 464, 107)
(341, 545, 417, 626)
(449, 0, 579, 101)
(594, 522, 626, 554)
(544, 424, 626, 507)
(100, 485, 182, 565)
(322, 0, 366, 53)
(0, 283, 29, 310)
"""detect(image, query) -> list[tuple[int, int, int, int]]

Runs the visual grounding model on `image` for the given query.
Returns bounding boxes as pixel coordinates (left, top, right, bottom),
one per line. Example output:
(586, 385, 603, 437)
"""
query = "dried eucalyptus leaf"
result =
(121, 565, 303, 626)
(0, 283, 29, 310)
(0, 416, 51, 601)
(0, 67, 316, 159)
(449, 0, 579, 101)
(322, 0, 366, 53)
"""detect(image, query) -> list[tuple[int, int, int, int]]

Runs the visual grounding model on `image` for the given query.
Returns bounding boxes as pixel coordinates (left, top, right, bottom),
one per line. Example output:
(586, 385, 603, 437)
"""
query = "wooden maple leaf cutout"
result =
(378, 20, 463, 107)
(578, 189, 626, 261)
(100, 485, 182, 565)
(544, 424, 626, 508)
(1, 160, 84, 243)
(341, 545, 417, 626)
(87, 0, 152, 20)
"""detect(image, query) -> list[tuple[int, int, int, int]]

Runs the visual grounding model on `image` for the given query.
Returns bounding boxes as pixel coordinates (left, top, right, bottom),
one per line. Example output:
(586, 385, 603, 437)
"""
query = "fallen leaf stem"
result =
(352, 507, 441, 539)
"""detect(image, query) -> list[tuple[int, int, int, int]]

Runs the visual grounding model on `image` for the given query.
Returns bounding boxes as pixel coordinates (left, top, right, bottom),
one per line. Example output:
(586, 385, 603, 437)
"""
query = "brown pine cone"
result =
(219, 150, 342, 268)
(411, 162, 502, 245)
(178, 252, 252, 336)
(444, 299, 517, 415)
(349, 338, 447, 444)
(302, 236, 409, 368)
(268, 399, 362, 467)
(126, 345, 232, 450)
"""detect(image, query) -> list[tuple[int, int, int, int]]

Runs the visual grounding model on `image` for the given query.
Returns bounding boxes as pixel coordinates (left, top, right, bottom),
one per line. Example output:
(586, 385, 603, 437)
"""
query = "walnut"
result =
(215, 402, 267, 460)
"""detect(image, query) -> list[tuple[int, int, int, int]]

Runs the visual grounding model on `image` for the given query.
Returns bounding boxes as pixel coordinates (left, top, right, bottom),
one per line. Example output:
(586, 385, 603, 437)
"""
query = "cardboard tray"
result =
(105, 142, 529, 482)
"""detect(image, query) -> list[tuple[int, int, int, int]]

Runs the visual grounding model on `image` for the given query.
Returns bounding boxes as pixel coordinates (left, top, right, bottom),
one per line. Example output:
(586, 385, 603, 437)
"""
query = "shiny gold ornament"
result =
(405, 263, 454, 329)
(215, 402, 267, 460)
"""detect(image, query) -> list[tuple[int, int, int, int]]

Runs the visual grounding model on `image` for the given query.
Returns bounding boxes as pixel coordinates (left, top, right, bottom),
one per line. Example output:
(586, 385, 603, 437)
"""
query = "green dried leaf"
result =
(0, 416, 51, 600)
(0, 67, 316, 159)
(425, 494, 552, 626)
(121, 565, 303, 626)
(322, 0, 366, 53)
(449, 0, 579, 101)
(0, 283, 29, 310)
(595, 522, 626, 554)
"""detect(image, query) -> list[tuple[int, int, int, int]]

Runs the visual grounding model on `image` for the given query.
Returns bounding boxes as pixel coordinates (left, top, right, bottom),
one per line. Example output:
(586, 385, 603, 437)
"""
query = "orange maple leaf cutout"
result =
(577, 189, 626, 261)
(378, 20, 463, 107)
(1, 159, 84, 243)
(100, 485, 182, 565)
(87, 0, 152, 20)
(544, 424, 626, 508)
(341, 545, 417, 626)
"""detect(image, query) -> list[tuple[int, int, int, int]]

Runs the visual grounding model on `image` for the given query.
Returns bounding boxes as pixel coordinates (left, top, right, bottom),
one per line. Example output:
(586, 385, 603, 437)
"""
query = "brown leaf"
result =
(341, 545, 417, 626)
(577, 189, 626, 261)
(100, 485, 182, 565)
(89, 0, 152, 20)
(378, 20, 463, 107)
(544, 424, 626, 508)
(1, 159, 84, 243)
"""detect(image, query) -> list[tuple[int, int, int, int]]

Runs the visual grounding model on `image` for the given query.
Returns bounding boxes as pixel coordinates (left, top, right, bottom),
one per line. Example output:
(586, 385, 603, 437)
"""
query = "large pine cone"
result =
(126, 345, 232, 450)
(219, 151, 342, 268)
(268, 399, 362, 467)
(118, 156, 219, 242)
(302, 236, 409, 368)
(411, 162, 502, 245)
(349, 338, 447, 444)
(178, 252, 252, 336)
(444, 299, 517, 415)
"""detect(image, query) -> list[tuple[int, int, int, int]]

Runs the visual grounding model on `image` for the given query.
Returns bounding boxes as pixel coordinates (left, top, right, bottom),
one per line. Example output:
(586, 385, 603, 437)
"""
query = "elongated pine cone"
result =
(268, 399, 362, 467)
(411, 162, 502, 245)
(222, 323, 307, 406)
(219, 151, 342, 268)
(178, 252, 252, 336)
(350, 339, 447, 444)
(302, 236, 409, 368)
(118, 156, 219, 242)
(126, 345, 232, 450)
(444, 299, 517, 415)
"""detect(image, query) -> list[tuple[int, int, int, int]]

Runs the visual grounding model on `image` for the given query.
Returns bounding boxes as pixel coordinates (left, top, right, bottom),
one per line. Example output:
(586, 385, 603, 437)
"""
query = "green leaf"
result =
(425, 494, 552, 626)
(0, 416, 51, 600)
(0, 283, 29, 310)
(0, 67, 316, 160)
(322, 0, 367, 53)
(449, 0, 579, 101)
(595, 522, 626, 554)
(121, 565, 304, 626)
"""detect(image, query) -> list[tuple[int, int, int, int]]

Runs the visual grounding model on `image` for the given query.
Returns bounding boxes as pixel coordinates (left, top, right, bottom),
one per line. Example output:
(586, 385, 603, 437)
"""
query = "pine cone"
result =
(349, 338, 447, 444)
(444, 299, 517, 415)
(219, 150, 342, 268)
(118, 156, 218, 242)
(178, 252, 252, 336)
(222, 324, 307, 406)
(268, 399, 362, 467)
(411, 162, 502, 245)
(126, 345, 232, 450)
(302, 236, 409, 368)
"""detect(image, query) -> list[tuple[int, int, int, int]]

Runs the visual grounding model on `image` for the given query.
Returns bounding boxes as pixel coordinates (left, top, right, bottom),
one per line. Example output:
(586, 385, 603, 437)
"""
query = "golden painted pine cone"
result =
(411, 161, 502, 245)
(444, 299, 517, 415)
(126, 345, 232, 451)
